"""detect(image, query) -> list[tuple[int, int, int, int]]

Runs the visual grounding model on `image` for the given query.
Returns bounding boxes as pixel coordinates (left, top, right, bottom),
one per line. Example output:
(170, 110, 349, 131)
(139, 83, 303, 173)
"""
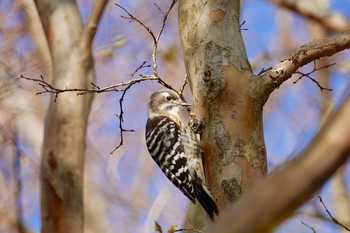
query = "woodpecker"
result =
(145, 89, 219, 220)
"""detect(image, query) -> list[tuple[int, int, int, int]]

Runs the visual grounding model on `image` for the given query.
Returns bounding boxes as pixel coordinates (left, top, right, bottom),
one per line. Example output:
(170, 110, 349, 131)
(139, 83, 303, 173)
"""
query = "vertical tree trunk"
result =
(179, 0, 267, 227)
(34, 1, 96, 232)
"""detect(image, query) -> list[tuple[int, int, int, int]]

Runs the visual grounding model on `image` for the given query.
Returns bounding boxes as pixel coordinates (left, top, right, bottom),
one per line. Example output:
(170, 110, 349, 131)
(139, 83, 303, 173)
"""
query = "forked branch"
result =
(319, 196, 350, 232)
(293, 61, 334, 91)
(264, 30, 350, 95)
(22, 1, 181, 153)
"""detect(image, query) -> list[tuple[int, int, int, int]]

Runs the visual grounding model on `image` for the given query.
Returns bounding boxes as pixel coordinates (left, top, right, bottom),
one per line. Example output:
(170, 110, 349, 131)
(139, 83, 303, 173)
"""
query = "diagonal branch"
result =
(300, 221, 316, 233)
(263, 30, 350, 95)
(293, 61, 334, 92)
(211, 94, 350, 233)
(319, 196, 350, 232)
(116, 0, 178, 79)
(81, 0, 108, 60)
(152, 0, 177, 77)
(22, 1, 180, 152)
(269, 0, 350, 32)
(23, 1, 180, 99)
(116, 4, 157, 43)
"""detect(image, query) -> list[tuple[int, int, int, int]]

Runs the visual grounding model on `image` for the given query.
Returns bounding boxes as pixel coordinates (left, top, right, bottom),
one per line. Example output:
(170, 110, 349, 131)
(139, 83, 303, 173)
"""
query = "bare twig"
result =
(178, 75, 191, 113)
(173, 228, 202, 233)
(110, 84, 135, 154)
(81, 0, 108, 57)
(116, 4, 157, 43)
(22, 1, 181, 152)
(20, 74, 159, 98)
(131, 61, 150, 77)
(318, 196, 350, 232)
(152, 0, 178, 77)
(154, 3, 165, 16)
(110, 1, 178, 152)
(90, 82, 100, 89)
(240, 20, 248, 31)
(301, 221, 317, 233)
(265, 30, 350, 94)
(179, 75, 188, 96)
(293, 61, 334, 91)
(116, 0, 178, 78)
(258, 67, 272, 75)
(269, 0, 350, 32)
(173, 218, 202, 232)
(23, 1, 180, 98)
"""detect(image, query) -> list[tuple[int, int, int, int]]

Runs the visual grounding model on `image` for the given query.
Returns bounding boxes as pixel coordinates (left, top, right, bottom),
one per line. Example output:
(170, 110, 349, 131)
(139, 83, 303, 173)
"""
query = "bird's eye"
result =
(166, 96, 171, 101)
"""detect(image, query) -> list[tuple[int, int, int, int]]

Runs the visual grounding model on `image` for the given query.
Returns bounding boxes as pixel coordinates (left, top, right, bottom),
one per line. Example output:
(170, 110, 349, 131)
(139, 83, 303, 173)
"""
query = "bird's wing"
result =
(146, 115, 196, 202)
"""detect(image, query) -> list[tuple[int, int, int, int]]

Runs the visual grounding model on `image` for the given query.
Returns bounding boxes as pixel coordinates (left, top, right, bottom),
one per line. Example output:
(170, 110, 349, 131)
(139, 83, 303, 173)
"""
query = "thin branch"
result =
(173, 218, 202, 233)
(318, 196, 350, 232)
(152, 0, 178, 77)
(90, 82, 100, 89)
(115, 1, 179, 83)
(240, 20, 248, 31)
(301, 221, 316, 233)
(110, 84, 135, 154)
(23, 1, 181, 152)
(258, 67, 272, 75)
(20, 74, 159, 97)
(173, 228, 202, 233)
(269, 0, 350, 32)
(115, 4, 157, 43)
(293, 61, 334, 91)
(264, 30, 350, 94)
(111, 0, 185, 154)
(131, 61, 150, 77)
(18, 0, 52, 79)
(24, 1, 180, 98)
(81, 0, 108, 55)
(179, 75, 188, 96)
(116, 1, 178, 76)
(178, 75, 191, 114)
(154, 3, 165, 16)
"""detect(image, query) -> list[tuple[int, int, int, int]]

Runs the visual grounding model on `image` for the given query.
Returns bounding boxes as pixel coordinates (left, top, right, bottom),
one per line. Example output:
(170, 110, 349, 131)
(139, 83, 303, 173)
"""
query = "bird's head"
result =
(148, 89, 190, 117)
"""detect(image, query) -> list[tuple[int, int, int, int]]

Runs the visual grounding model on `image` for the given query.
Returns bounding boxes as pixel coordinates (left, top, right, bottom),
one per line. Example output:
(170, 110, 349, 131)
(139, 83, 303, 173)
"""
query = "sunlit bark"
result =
(33, 0, 107, 232)
(211, 94, 350, 233)
(179, 0, 267, 228)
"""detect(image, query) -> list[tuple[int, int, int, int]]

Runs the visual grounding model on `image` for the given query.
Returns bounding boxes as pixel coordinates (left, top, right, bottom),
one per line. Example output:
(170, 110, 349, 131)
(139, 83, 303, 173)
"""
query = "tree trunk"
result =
(179, 0, 267, 227)
(34, 1, 97, 232)
(211, 94, 350, 233)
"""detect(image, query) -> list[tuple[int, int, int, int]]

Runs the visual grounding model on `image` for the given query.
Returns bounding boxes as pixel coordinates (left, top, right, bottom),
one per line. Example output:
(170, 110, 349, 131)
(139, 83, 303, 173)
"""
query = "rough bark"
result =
(33, 0, 106, 232)
(211, 94, 350, 233)
(179, 0, 267, 226)
(179, 0, 350, 229)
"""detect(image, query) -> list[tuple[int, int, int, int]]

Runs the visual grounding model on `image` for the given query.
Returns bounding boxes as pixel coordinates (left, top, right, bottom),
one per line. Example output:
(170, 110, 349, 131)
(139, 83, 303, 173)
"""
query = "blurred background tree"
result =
(0, 0, 349, 233)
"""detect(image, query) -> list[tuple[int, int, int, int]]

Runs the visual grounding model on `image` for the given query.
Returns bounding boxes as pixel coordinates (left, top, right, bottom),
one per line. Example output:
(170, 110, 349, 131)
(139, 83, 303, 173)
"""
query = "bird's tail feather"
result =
(193, 180, 219, 220)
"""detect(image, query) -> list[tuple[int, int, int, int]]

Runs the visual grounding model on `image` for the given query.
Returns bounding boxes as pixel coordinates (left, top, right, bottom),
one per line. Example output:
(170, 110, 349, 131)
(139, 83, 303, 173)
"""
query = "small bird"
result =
(145, 89, 219, 220)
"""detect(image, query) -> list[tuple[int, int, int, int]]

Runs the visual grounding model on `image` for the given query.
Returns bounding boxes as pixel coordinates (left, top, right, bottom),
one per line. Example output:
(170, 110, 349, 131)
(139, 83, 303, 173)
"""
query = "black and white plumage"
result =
(145, 89, 219, 220)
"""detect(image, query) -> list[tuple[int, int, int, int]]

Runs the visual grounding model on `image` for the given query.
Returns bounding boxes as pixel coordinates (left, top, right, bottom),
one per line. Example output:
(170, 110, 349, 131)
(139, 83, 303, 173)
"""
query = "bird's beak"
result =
(175, 100, 191, 107)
